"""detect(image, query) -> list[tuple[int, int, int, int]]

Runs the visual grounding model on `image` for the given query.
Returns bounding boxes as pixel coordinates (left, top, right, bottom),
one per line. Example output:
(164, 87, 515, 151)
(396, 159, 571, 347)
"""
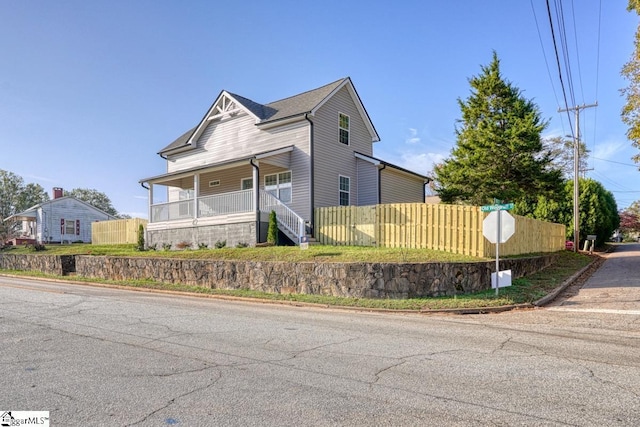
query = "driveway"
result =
(549, 243, 640, 314)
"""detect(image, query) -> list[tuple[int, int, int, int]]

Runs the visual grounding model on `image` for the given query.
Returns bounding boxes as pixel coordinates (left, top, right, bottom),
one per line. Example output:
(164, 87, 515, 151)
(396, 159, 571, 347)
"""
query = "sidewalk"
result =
(549, 243, 640, 314)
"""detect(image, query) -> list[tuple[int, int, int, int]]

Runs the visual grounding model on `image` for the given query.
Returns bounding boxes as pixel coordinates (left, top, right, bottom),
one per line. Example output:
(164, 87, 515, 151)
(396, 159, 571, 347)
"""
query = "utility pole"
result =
(558, 102, 597, 252)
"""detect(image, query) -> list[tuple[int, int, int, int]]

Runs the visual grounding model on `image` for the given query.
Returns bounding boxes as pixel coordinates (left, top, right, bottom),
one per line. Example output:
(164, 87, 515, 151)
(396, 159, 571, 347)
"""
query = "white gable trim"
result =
(186, 91, 262, 147)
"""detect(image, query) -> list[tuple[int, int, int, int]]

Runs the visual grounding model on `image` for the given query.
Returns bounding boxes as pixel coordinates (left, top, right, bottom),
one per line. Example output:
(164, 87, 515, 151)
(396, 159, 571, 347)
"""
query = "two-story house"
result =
(139, 77, 428, 248)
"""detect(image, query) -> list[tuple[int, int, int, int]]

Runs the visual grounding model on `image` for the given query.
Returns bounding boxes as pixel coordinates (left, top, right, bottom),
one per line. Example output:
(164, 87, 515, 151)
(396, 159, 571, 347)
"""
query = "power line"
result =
(591, 0, 602, 168)
(570, 0, 586, 103)
(545, 0, 575, 139)
(592, 156, 638, 167)
(530, 0, 562, 114)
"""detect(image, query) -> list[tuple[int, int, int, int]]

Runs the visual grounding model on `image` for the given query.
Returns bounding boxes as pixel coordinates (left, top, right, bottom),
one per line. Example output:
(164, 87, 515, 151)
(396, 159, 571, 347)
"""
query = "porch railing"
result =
(151, 199, 194, 222)
(260, 190, 305, 241)
(150, 190, 306, 244)
(198, 190, 253, 217)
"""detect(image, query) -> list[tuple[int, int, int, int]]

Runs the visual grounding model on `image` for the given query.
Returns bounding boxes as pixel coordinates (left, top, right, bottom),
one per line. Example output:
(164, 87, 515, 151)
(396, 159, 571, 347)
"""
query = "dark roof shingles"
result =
(160, 78, 348, 153)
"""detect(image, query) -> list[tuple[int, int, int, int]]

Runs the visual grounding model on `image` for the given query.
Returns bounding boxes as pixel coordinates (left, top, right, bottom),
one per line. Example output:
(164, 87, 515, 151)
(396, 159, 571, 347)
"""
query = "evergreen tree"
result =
(136, 224, 145, 251)
(435, 52, 563, 206)
(267, 210, 278, 245)
(525, 178, 619, 246)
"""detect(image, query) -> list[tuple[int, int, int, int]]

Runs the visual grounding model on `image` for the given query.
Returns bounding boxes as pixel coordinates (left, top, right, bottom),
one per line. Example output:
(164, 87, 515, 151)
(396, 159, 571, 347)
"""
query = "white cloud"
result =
(399, 152, 446, 176)
(593, 138, 627, 160)
(122, 211, 148, 219)
(22, 174, 56, 183)
(405, 128, 421, 144)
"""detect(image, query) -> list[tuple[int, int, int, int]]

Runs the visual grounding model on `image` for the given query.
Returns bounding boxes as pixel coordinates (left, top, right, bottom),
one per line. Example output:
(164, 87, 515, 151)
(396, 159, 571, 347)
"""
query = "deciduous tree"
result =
(619, 200, 640, 235)
(0, 170, 49, 241)
(64, 188, 119, 217)
(621, 0, 640, 166)
(543, 136, 589, 178)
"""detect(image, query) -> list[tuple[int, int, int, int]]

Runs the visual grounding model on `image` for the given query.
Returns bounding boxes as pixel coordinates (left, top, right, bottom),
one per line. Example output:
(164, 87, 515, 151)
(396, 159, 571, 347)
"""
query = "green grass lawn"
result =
(2, 242, 483, 263)
(0, 243, 594, 311)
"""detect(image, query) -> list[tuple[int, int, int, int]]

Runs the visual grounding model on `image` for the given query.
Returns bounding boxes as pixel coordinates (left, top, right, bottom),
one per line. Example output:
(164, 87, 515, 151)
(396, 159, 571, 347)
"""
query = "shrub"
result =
(147, 243, 157, 251)
(176, 241, 192, 250)
(236, 242, 249, 248)
(162, 242, 172, 251)
(198, 242, 208, 250)
(27, 243, 46, 252)
(267, 210, 278, 245)
(214, 240, 227, 249)
(137, 224, 145, 251)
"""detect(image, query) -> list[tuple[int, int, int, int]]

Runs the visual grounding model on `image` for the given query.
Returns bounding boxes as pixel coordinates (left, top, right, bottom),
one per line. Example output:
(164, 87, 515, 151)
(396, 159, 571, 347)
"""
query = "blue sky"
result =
(1, 0, 638, 217)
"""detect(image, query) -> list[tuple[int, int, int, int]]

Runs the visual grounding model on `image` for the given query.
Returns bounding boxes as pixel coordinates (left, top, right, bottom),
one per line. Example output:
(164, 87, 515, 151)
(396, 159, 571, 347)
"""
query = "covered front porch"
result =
(140, 147, 306, 248)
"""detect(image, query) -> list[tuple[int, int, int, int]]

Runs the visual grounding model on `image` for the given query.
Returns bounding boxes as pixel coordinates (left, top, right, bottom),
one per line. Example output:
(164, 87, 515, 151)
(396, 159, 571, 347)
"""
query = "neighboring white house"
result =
(5, 187, 116, 244)
(140, 77, 430, 247)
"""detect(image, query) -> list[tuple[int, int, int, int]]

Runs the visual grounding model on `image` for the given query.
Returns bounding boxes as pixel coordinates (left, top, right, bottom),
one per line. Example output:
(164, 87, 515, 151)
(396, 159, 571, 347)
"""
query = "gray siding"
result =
(165, 115, 312, 221)
(380, 169, 425, 204)
(167, 115, 309, 173)
(356, 159, 379, 205)
(313, 86, 375, 207)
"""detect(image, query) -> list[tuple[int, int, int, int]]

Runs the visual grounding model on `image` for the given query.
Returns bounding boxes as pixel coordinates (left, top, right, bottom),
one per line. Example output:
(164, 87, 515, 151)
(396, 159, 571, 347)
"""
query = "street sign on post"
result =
(483, 211, 515, 244)
(480, 203, 514, 212)
(482, 208, 515, 295)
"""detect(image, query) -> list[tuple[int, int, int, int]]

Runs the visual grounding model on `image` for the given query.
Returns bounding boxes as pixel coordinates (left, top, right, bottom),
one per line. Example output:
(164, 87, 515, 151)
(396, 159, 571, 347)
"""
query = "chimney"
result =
(53, 187, 63, 199)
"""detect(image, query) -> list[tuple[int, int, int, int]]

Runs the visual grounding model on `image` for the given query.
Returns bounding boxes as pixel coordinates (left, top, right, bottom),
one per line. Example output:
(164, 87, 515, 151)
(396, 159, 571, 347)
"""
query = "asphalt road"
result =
(1, 256, 639, 426)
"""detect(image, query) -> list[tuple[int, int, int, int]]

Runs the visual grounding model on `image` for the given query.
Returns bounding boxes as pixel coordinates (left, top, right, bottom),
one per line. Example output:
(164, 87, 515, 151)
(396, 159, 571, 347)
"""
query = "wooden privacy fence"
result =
(314, 204, 566, 258)
(91, 218, 148, 245)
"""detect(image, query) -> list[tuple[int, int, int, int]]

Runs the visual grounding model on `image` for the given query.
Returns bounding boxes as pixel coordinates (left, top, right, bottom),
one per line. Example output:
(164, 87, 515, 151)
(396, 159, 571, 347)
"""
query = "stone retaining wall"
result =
(73, 255, 555, 298)
(0, 254, 75, 276)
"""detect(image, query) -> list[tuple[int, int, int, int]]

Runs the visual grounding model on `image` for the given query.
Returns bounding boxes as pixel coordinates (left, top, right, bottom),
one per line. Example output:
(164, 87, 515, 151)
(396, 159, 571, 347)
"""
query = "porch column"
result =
(251, 159, 260, 243)
(148, 184, 154, 223)
(194, 173, 200, 219)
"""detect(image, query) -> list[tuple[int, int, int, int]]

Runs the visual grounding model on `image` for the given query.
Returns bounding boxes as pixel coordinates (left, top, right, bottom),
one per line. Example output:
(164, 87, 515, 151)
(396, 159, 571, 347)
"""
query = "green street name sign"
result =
(481, 203, 514, 212)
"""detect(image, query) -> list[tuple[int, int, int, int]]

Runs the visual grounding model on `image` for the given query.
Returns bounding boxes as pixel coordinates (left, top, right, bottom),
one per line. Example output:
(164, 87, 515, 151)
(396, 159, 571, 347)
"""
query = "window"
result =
(209, 180, 220, 187)
(241, 178, 253, 190)
(64, 219, 75, 235)
(264, 171, 292, 203)
(339, 113, 350, 145)
(339, 175, 350, 206)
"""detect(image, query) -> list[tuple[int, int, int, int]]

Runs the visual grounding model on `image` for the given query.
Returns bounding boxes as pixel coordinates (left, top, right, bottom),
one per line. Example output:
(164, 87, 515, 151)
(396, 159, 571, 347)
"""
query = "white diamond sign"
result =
(483, 210, 515, 244)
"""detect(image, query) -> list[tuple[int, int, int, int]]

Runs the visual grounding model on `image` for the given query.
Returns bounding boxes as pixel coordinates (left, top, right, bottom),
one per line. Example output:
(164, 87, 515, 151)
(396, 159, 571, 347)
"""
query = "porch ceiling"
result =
(140, 146, 294, 187)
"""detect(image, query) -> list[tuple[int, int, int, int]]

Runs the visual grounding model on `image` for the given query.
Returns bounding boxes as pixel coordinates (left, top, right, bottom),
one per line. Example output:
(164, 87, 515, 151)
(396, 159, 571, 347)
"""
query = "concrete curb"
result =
(532, 247, 613, 307)
(0, 272, 536, 316)
(0, 247, 612, 315)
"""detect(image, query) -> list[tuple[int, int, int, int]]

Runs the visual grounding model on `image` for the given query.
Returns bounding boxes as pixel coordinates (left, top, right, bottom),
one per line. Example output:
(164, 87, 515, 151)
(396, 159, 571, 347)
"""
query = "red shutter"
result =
(76, 220, 80, 235)
(60, 219, 65, 234)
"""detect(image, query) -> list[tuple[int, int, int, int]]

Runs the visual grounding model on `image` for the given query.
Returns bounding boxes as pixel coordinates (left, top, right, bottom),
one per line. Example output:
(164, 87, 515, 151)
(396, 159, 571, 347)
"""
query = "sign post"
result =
(482, 202, 515, 295)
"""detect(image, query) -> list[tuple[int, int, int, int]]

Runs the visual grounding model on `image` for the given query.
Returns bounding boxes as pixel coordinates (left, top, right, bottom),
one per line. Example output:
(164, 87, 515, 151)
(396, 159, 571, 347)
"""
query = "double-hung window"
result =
(265, 171, 292, 203)
(241, 178, 253, 190)
(339, 175, 350, 206)
(339, 113, 350, 145)
(64, 219, 76, 235)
